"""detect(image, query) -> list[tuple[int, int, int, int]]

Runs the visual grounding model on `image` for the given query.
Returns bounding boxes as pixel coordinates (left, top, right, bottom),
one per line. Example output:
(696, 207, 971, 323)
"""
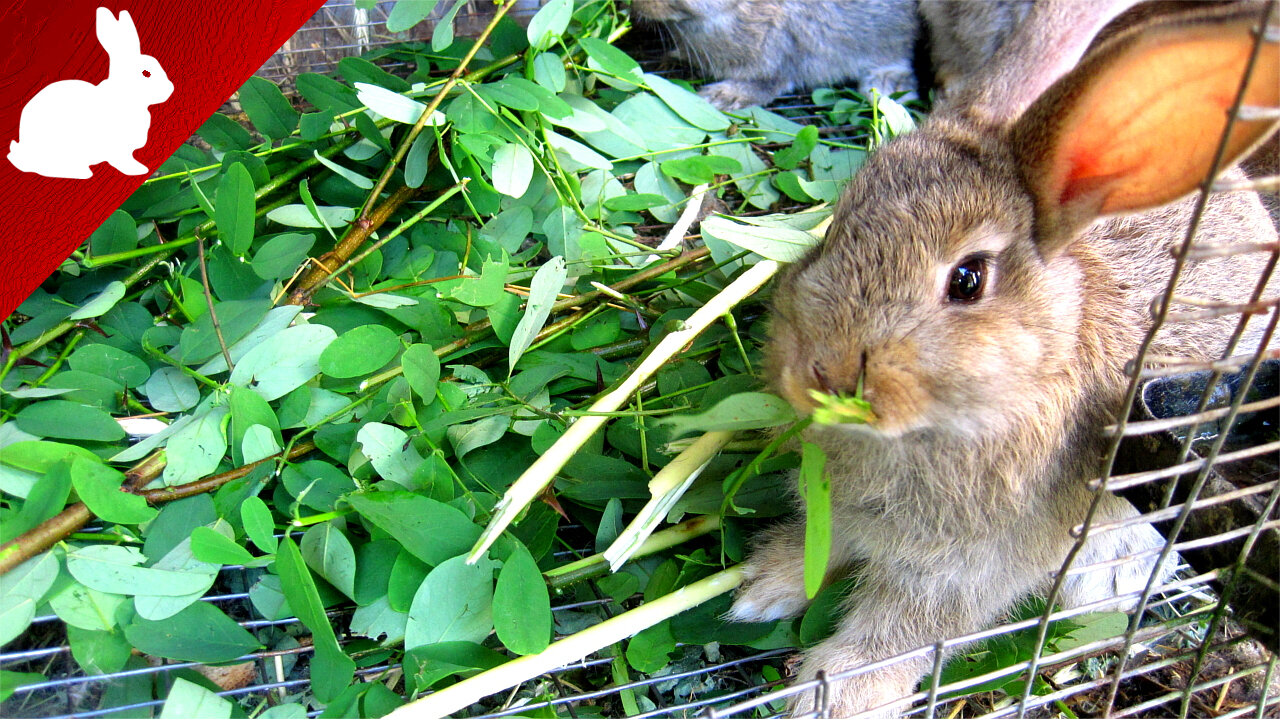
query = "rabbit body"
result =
(920, 0, 1034, 93)
(730, 4, 1279, 716)
(631, 0, 918, 110)
(8, 8, 172, 179)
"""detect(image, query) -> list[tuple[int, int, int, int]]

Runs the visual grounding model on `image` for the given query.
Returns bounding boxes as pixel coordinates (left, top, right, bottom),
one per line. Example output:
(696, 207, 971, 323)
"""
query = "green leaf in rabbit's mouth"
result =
(807, 388, 877, 426)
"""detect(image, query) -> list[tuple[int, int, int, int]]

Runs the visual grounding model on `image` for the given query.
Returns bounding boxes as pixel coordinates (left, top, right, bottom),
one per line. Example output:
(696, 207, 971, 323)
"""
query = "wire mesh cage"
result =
(2, 1, 1278, 719)
(255, 0, 546, 94)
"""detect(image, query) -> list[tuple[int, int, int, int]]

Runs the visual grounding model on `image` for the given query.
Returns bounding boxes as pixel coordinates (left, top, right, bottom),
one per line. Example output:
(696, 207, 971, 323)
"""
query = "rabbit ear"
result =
(97, 7, 140, 57)
(1011, 5, 1280, 257)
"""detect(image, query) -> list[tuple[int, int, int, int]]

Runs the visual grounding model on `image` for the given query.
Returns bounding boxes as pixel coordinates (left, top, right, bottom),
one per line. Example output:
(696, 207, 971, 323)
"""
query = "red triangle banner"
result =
(0, 0, 327, 319)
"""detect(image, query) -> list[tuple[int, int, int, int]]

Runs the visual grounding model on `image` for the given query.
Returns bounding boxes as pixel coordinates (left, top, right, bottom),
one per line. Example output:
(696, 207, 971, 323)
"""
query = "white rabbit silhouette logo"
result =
(8, 7, 173, 179)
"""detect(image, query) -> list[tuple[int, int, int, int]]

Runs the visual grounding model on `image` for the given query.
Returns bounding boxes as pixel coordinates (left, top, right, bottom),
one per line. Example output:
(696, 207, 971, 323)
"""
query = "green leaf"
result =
(276, 535, 355, 701)
(386, 0, 441, 32)
(402, 344, 441, 405)
(798, 577, 854, 646)
(238, 76, 298, 142)
(0, 440, 101, 475)
(160, 407, 228, 486)
(800, 441, 831, 599)
(301, 522, 358, 600)
(48, 583, 126, 632)
(658, 392, 797, 439)
(446, 415, 508, 460)
(198, 112, 254, 152)
(66, 545, 215, 597)
(144, 367, 199, 412)
(69, 456, 157, 525)
(228, 323, 336, 400)
(216, 162, 256, 255)
(339, 56, 410, 91)
(355, 82, 444, 126)
(67, 625, 133, 675)
(544, 130, 613, 170)
(626, 620, 677, 673)
(313, 150, 374, 190)
(134, 529, 220, 620)
(159, 678, 234, 719)
(602, 193, 669, 212)
(405, 554, 496, 649)
(356, 422, 423, 487)
(319, 324, 400, 379)
(15, 400, 124, 442)
(403, 642, 509, 693)
(347, 491, 481, 566)
(0, 551, 58, 645)
(526, 0, 572, 51)
(0, 672, 45, 704)
(296, 73, 361, 115)
(68, 281, 126, 320)
(509, 256, 566, 375)
(432, 0, 467, 50)
(660, 155, 742, 185)
(89, 209, 138, 256)
(644, 73, 729, 131)
(491, 143, 535, 198)
(125, 601, 261, 663)
(267, 204, 356, 229)
(447, 257, 509, 307)
(251, 232, 315, 280)
(773, 124, 820, 170)
(580, 37, 643, 85)
(405, 133, 433, 189)
(190, 526, 257, 566)
(350, 595, 408, 645)
(532, 51, 567, 92)
(68, 343, 149, 387)
(241, 496, 277, 554)
(700, 213, 823, 262)
(493, 540, 550, 655)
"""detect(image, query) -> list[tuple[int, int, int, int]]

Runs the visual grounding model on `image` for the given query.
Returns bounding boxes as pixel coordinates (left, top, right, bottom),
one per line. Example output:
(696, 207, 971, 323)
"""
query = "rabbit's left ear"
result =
(97, 7, 141, 56)
(1011, 4, 1279, 256)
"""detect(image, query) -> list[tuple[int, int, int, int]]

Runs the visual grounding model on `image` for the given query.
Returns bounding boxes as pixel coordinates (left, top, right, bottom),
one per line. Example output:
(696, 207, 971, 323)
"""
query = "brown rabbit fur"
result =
(728, 3, 1279, 716)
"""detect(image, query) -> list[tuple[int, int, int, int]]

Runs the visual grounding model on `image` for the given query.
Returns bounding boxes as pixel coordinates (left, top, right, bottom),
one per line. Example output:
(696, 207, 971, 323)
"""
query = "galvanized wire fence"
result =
(255, 0, 544, 94)
(2, 1, 1278, 718)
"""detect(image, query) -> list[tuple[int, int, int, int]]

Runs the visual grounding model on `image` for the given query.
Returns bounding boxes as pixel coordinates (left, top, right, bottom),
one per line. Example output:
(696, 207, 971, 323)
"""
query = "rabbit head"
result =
(98, 8, 173, 106)
(768, 3, 1280, 440)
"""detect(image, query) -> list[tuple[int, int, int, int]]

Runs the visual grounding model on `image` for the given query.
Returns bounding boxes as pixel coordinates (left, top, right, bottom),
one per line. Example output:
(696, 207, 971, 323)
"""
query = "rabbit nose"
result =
(811, 351, 867, 397)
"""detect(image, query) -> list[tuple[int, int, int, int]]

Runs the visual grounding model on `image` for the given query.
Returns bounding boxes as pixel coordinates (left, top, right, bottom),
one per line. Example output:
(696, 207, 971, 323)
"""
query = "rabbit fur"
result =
(729, 3, 1280, 716)
(8, 8, 172, 179)
(919, 0, 1034, 94)
(631, 0, 918, 110)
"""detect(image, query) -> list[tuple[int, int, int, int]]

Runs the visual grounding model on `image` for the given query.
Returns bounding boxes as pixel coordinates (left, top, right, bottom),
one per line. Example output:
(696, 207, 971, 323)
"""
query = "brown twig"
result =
(196, 235, 234, 373)
(0, 442, 316, 576)
(359, 0, 522, 220)
(286, 184, 421, 306)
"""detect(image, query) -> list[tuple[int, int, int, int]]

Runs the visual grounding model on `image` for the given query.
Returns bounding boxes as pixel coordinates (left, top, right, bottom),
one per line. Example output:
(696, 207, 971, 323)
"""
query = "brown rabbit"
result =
(631, 0, 919, 110)
(728, 2, 1280, 716)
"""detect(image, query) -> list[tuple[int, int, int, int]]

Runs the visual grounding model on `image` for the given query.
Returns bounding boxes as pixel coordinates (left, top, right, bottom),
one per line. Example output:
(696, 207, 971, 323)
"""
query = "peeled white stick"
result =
(387, 565, 746, 719)
(645, 183, 710, 265)
(603, 430, 735, 571)
(467, 259, 781, 563)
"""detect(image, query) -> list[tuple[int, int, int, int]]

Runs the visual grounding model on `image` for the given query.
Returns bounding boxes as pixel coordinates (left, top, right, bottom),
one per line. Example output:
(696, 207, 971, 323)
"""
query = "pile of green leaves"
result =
(0, 0, 1084, 717)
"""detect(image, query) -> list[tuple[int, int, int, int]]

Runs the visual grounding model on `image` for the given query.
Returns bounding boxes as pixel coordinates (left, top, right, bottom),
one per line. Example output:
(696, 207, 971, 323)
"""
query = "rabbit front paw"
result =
(697, 79, 780, 111)
(728, 560, 812, 622)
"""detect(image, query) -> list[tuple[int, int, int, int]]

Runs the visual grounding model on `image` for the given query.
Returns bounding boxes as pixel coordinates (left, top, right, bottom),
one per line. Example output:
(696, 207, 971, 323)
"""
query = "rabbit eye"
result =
(947, 256, 987, 303)
(142, 70, 151, 78)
